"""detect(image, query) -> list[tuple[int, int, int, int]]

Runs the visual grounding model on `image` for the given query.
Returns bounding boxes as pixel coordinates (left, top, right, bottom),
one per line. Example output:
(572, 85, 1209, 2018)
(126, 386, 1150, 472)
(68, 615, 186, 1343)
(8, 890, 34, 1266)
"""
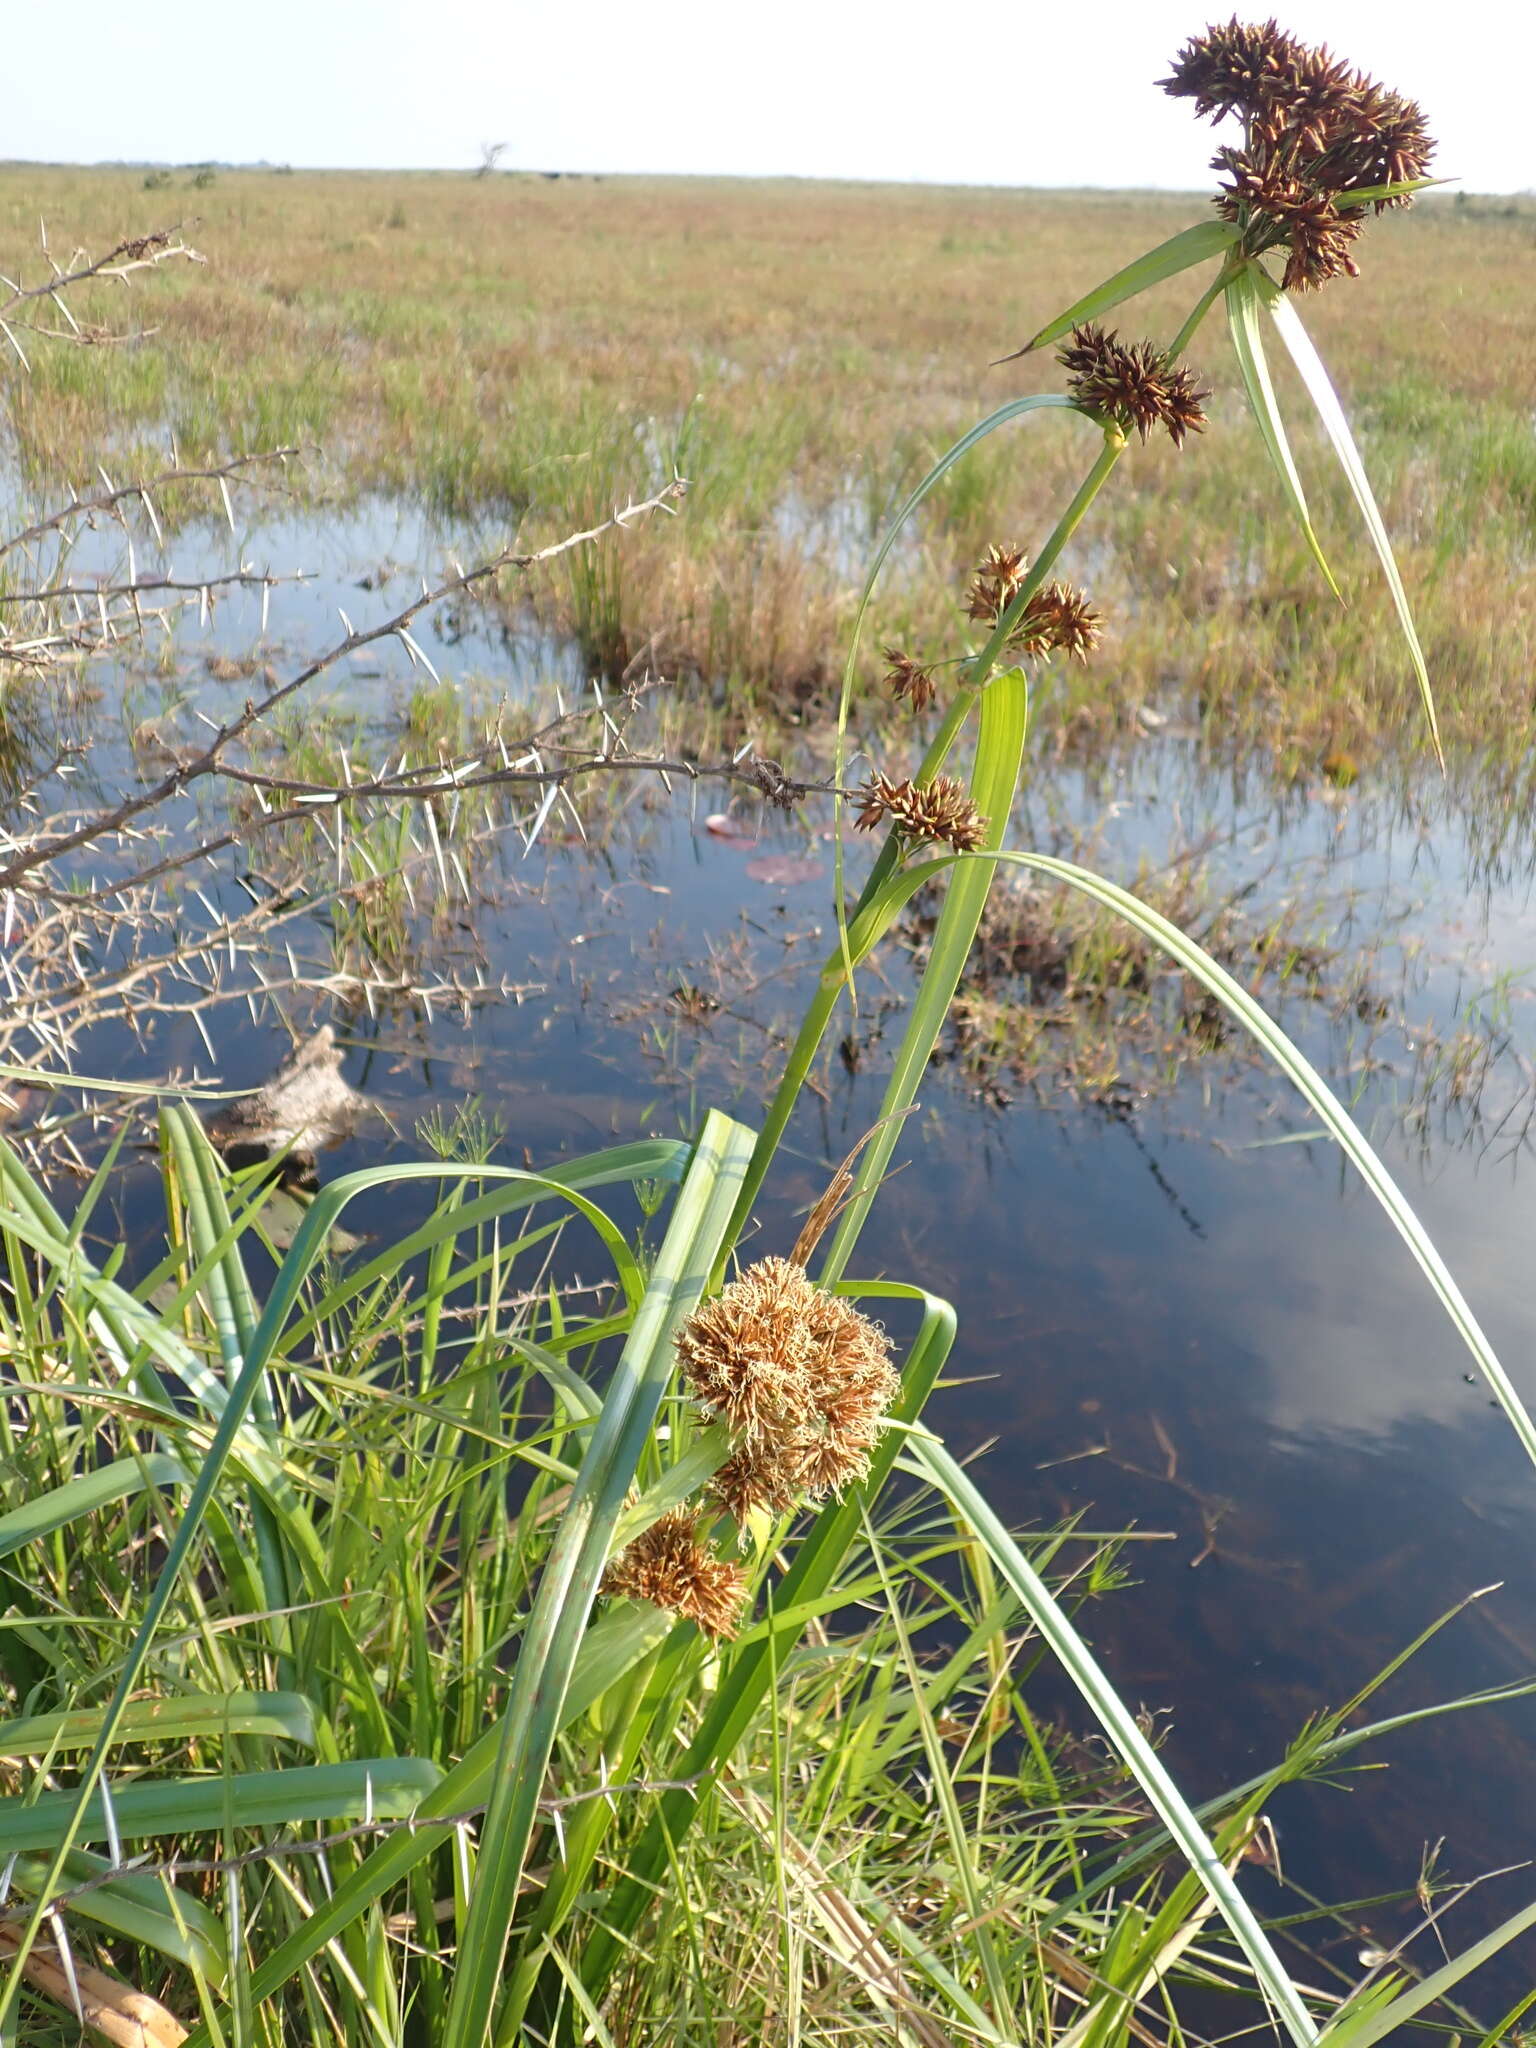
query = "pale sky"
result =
(8, 1, 1532, 195)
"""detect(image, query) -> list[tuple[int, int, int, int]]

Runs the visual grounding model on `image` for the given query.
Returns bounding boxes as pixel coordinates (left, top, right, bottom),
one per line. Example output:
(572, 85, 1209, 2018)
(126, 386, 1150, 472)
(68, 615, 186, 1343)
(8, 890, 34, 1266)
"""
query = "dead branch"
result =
(0, 448, 299, 562)
(0, 478, 687, 893)
(1, 567, 299, 607)
(0, 223, 205, 374)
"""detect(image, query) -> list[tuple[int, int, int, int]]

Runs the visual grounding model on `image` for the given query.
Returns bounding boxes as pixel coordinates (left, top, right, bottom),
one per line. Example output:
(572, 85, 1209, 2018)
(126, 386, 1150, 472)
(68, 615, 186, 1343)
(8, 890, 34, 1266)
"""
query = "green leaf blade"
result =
(0, 1455, 188, 1561)
(1260, 275, 1442, 763)
(1225, 263, 1341, 600)
(0, 1691, 316, 1757)
(0, 1759, 442, 1855)
(1013, 220, 1240, 356)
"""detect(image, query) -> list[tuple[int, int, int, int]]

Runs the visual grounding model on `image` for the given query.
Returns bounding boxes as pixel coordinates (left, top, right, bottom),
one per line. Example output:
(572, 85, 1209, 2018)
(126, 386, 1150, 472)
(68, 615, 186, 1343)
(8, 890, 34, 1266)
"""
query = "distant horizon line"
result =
(2, 159, 1527, 202)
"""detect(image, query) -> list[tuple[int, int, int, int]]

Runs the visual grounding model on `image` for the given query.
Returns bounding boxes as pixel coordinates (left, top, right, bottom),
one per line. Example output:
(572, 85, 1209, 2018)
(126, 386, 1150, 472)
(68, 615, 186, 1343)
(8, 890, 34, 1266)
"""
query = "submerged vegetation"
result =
(5, 20, 1536, 2048)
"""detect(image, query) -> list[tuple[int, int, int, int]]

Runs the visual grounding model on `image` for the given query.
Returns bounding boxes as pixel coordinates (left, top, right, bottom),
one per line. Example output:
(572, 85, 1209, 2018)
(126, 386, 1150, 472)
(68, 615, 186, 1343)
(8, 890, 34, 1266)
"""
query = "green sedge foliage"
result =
(1, 25, 1531, 2048)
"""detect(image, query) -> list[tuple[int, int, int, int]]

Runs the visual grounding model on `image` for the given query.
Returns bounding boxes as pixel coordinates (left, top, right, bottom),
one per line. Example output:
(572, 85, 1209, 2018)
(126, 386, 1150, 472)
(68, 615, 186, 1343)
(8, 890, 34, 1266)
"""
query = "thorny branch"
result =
(0, 464, 829, 1145)
(0, 448, 297, 565)
(0, 448, 303, 673)
(0, 221, 823, 1146)
(0, 479, 692, 894)
(0, 224, 204, 319)
(0, 224, 204, 362)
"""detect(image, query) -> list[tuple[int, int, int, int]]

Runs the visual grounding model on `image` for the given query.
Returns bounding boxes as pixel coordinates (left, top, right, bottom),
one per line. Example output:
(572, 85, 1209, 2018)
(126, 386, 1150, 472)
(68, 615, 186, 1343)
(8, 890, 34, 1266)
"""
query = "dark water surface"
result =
(16, 499, 1536, 2010)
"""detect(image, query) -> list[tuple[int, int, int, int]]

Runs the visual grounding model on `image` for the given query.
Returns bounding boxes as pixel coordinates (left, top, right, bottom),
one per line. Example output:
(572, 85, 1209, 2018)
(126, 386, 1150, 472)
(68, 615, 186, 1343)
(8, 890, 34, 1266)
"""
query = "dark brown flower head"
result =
(1213, 148, 1364, 287)
(1159, 17, 1305, 121)
(1250, 42, 1366, 153)
(964, 544, 1028, 628)
(602, 1509, 748, 1639)
(1320, 85, 1434, 208)
(1011, 582, 1103, 662)
(678, 1256, 900, 1519)
(1057, 325, 1209, 448)
(1278, 195, 1363, 290)
(883, 647, 939, 714)
(853, 772, 989, 854)
(1165, 23, 1434, 287)
(1159, 363, 1213, 448)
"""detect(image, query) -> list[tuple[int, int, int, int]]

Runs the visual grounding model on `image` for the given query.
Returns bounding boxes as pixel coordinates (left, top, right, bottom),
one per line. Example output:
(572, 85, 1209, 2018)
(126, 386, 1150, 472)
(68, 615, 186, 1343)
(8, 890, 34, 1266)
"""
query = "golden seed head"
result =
(853, 772, 989, 854)
(602, 1508, 748, 1639)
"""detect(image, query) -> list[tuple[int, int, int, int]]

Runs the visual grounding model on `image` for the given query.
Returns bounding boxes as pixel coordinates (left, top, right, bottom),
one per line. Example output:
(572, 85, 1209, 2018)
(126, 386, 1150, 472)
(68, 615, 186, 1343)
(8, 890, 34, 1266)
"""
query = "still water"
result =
(12, 494, 1536, 2003)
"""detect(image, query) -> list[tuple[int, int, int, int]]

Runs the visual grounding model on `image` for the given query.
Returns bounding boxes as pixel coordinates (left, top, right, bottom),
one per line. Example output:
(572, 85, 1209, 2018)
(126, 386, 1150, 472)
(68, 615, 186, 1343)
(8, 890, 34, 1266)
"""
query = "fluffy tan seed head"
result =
(679, 1257, 900, 1519)
(602, 1508, 748, 1639)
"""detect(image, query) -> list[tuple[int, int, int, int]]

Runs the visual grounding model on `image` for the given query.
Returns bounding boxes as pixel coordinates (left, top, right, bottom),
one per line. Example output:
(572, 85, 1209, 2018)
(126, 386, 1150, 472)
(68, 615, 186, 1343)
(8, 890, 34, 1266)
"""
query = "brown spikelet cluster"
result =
(963, 550, 1104, 661)
(852, 772, 988, 853)
(1057, 326, 1210, 447)
(883, 647, 939, 713)
(964, 543, 1028, 625)
(1010, 582, 1103, 662)
(602, 1508, 749, 1639)
(1161, 19, 1435, 290)
(676, 1255, 900, 1519)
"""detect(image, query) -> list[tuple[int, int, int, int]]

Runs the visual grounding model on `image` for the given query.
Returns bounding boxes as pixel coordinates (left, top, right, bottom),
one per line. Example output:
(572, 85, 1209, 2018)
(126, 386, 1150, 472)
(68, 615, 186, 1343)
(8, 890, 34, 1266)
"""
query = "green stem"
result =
(721, 432, 1125, 1271)
(1168, 258, 1234, 360)
(816, 670, 1028, 1284)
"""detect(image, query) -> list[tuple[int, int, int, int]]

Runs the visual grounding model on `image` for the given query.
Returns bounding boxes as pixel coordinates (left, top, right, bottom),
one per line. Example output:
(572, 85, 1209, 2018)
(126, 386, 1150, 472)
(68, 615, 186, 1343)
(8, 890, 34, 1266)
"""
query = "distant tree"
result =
(475, 141, 507, 179)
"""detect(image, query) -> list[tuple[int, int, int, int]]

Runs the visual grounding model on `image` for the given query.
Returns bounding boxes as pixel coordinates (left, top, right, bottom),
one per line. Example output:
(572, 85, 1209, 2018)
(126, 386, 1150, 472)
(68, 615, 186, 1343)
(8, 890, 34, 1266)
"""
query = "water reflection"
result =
(11, 494, 1536, 2005)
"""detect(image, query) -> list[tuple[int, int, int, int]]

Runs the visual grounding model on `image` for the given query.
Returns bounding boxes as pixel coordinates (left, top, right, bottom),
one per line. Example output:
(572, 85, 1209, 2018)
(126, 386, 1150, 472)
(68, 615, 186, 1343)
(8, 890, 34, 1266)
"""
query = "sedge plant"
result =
(5, 21, 1536, 2048)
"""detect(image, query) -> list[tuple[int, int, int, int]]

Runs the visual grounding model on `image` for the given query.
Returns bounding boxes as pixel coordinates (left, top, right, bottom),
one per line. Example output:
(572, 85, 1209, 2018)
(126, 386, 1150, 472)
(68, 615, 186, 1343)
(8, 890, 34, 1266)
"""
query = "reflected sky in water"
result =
(12, 494, 1536, 2002)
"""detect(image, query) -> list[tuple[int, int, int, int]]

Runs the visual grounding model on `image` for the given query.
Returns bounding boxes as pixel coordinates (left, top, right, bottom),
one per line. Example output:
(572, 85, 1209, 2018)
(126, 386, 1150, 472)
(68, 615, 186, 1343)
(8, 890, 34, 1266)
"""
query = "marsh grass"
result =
(3, 1113, 1516, 2048)
(3, 169, 1534, 776)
